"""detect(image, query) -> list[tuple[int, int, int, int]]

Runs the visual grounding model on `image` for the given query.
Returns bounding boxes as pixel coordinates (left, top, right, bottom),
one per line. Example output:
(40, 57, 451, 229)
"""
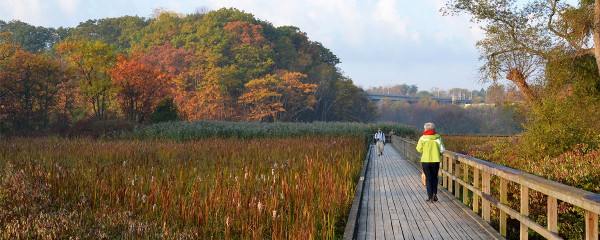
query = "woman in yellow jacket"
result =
(416, 122, 445, 203)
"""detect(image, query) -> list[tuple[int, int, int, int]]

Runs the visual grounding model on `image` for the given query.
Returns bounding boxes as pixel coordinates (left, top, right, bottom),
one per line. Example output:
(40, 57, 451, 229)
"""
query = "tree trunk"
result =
(506, 69, 539, 105)
(594, 0, 600, 77)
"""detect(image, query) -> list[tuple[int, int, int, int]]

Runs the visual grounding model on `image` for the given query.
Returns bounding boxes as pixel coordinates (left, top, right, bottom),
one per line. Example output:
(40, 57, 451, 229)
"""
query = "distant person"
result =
(416, 122, 445, 203)
(374, 128, 386, 156)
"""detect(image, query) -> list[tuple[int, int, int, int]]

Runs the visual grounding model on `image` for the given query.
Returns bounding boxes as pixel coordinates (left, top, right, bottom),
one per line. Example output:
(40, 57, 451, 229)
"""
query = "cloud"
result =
(372, 0, 408, 38)
(56, 0, 79, 15)
(0, 0, 42, 24)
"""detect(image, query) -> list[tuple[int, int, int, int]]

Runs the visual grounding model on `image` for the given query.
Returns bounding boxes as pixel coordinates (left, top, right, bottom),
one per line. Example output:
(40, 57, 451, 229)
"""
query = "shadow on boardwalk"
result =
(354, 144, 503, 240)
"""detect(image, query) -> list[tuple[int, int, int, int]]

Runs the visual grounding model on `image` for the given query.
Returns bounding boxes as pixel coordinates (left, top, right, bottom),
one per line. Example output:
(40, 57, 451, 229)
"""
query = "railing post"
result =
(585, 210, 598, 240)
(448, 156, 454, 193)
(520, 185, 529, 240)
(443, 155, 448, 189)
(463, 164, 469, 205)
(473, 168, 480, 214)
(547, 196, 558, 233)
(441, 154, 448, 188)
(500, 178, 508, 237)
(482, 171, 491, 223)
(455, 158, 461, 198)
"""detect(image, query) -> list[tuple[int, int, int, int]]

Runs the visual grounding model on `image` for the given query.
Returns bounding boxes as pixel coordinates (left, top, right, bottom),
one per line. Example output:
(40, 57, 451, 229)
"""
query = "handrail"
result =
(391, 135, 600, 240)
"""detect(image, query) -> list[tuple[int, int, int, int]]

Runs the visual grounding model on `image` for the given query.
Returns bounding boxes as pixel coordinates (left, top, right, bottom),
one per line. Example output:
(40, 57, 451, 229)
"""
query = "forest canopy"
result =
(0, 8, 378, 133)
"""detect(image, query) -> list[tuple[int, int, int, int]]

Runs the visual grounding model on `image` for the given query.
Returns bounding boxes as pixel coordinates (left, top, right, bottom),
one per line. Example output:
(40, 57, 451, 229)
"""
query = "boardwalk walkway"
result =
(353, 144, 503, 240)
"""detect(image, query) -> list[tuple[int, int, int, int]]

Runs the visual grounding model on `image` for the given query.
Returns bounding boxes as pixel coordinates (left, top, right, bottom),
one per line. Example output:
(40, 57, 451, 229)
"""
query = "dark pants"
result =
(422, 162, 440, 200)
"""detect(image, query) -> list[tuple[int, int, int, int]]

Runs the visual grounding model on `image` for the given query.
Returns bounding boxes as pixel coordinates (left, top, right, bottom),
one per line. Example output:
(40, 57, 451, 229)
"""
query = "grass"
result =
(126, 121, 417, 141)
(0, 136, 366, 239)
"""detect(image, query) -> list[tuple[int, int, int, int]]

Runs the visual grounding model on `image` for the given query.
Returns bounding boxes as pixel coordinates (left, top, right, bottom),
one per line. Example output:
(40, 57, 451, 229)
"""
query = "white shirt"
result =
(375, 132, 385, 142)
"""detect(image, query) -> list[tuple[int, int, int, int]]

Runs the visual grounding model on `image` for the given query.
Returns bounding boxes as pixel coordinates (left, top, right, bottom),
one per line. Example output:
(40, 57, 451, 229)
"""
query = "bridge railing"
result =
(391, 135, 600, 240)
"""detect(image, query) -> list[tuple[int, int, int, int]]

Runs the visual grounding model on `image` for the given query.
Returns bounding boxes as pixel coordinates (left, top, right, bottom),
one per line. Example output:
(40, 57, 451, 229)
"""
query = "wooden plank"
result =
(457, 153, 600, 215)
(585, 210, 598, 240)
(520, 185, 529, 240)
(353, 142, 503, 240)
(548, 196, 558, 234)
(380, 152, 396, 240)
(482, 171, 491, 223)
(374, 153, 384, 240)
(391, 152, 427, 240)
(389, 160, 416, 240)
(455, 159, 461, 199)
(443, 155, 448, 189)
(388, 148, 433, 240)
(473, 168, 480, 214)
(383, 155, 405, 240)
(463, 164, 469, 205)
(448, 156, 453, 195)
(390, 150, 457, 240)
(500, 178, 507, 237)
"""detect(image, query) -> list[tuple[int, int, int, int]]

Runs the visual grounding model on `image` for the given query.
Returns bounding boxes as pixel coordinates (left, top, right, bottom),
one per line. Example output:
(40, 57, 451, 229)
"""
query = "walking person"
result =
(374, 128, 386, 156)
(416, 122, 445, 203)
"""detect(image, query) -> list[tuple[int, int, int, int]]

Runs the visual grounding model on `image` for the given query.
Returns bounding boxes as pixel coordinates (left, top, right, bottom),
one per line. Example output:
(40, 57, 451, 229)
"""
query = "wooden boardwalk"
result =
(354, 144, 503, 240)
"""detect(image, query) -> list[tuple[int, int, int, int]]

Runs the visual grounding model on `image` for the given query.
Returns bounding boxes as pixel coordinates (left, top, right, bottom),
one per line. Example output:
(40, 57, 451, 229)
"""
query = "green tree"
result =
(69, 16, 148, 53)
(0, 20, 56, 53)
(56, 41, 117, 120)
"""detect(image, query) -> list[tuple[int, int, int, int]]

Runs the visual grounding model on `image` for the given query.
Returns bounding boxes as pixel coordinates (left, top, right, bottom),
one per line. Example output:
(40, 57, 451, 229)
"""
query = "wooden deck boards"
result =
(355, 144, 503, 240)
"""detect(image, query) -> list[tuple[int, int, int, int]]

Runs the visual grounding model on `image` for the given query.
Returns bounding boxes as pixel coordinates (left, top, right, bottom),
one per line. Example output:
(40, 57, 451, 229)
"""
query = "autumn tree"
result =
(238, 74, 283, 121)
(275, 70, 317, 121)
(0, 48, 69, 129)
(239, 70, 317, 122)
(444, 0, 600, 156)
(442, 0, 600, 105)
(140, 43, 197, 120)
(55, 40, 116, 120)
(110, 54, 172, 123)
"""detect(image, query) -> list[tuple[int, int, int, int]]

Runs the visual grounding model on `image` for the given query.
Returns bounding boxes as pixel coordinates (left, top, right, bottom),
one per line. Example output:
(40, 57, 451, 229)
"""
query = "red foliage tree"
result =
(110, 54, 172, 122)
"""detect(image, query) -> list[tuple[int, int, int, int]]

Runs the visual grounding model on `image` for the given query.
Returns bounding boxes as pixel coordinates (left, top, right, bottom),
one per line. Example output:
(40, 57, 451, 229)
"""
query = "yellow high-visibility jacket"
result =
(416, 134, 445, 163)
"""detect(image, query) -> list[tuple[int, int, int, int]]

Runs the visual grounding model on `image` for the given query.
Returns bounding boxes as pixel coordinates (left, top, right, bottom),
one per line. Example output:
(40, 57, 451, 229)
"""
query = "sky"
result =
(0, 0, 488, 92)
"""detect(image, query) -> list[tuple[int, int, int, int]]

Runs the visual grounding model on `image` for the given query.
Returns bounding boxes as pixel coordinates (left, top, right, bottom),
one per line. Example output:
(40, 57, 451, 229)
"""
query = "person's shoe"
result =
(425, 199, 432, 203)
(433, 194, 438, 202)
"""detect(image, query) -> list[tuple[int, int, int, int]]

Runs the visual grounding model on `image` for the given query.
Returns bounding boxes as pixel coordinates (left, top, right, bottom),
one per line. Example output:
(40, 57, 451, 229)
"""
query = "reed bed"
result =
(0, 136, 366, 239)
(128, 121, 416, 141)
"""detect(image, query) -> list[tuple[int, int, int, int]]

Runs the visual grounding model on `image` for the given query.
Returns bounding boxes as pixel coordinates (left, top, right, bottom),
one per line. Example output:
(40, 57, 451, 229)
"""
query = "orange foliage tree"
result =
(239, 70, 316, 122)
(140, 43, 201, 121)
(0, 48, 70, 129)
(110, 55, 172, 122)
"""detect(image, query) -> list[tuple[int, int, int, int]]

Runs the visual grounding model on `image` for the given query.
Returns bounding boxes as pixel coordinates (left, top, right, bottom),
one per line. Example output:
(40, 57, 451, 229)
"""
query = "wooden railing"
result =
(391, 135, 600, 240)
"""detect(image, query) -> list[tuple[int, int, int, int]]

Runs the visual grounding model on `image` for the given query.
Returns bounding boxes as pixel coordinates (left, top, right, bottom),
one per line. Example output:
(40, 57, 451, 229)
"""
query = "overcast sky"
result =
(0, 0, 488, 91)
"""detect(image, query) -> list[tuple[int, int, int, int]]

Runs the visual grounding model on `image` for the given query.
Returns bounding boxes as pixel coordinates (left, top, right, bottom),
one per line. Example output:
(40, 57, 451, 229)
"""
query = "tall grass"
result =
(0, 136, 366, 239)
(127, 121, 416, 140)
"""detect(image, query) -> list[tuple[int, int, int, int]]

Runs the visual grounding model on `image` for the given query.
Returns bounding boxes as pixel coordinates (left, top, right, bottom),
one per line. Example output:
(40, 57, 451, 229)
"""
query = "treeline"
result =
(367, 83, 527, 105)
(0, 8, 377, 133)
(378, 99, 522, 135)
